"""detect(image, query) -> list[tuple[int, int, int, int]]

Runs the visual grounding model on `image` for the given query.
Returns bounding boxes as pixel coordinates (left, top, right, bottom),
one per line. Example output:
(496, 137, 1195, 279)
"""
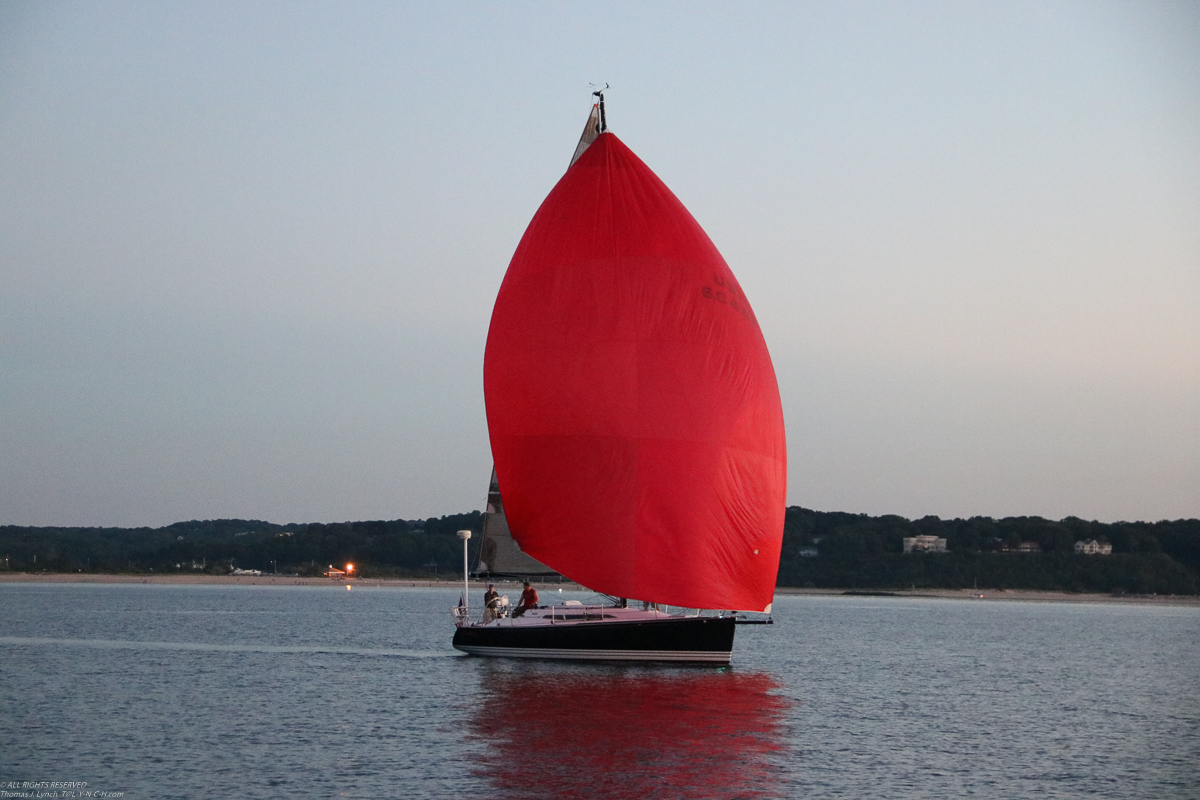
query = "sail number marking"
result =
(701, 273, 754, 322)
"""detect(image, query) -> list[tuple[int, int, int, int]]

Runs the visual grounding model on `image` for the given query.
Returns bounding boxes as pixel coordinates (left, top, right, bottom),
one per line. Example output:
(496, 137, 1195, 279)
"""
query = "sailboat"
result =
(452, 92, 786, 663)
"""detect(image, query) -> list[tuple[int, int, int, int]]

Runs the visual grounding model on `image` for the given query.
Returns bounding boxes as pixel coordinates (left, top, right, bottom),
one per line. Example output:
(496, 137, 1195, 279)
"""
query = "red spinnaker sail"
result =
(484, 132, 786, 612)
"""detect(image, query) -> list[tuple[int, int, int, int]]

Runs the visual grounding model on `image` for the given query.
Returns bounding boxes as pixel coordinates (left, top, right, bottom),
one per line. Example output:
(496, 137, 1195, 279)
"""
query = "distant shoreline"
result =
(2, 572, 1197, 606)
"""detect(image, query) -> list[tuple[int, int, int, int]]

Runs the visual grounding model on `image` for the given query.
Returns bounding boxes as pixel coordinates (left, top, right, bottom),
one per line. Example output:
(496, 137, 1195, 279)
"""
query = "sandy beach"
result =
(2, 572, 1196, 606)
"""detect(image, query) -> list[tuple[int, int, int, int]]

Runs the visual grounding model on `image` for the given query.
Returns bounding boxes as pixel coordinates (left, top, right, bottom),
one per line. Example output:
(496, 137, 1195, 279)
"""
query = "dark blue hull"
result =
(452, 615, 736, 663)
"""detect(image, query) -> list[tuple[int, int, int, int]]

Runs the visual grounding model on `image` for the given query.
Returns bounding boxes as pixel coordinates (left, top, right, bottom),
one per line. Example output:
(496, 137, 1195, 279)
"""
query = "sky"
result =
(1, 1, 1197, 528)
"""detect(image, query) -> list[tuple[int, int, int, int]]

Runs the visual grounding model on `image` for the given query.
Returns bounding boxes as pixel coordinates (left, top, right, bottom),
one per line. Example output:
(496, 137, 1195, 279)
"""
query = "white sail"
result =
(476, 468, 557, 577)
(568, 104, 602, 168)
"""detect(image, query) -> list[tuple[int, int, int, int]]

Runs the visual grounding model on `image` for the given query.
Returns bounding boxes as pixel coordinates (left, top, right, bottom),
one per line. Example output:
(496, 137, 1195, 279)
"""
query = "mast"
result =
(593, 84, 607, 132)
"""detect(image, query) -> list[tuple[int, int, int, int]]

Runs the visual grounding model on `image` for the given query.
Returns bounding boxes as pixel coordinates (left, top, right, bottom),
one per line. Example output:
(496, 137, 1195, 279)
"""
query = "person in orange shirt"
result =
(513, 582, 539, 617)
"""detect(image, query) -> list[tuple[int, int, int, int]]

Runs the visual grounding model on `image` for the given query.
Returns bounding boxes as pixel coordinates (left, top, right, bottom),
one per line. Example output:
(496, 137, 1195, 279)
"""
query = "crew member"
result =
(513, 581, 539, 617)
(481, 584, 501, 623)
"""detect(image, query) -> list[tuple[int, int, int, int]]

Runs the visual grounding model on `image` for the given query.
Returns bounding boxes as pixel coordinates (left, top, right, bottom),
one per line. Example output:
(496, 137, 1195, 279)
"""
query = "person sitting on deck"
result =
(513, 582, 539, 617)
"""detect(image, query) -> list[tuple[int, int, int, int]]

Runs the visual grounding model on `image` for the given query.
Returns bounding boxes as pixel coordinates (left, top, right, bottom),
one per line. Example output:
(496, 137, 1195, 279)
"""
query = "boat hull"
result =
(452, 615, 736, 663)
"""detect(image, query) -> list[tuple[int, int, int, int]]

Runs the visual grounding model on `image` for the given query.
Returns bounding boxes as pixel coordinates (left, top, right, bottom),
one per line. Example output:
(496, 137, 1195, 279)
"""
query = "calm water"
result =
(1, 584, 1197, 799)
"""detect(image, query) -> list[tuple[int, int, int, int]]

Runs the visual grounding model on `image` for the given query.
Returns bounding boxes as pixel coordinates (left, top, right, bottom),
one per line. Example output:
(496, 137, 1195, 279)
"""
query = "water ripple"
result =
(0, 635, 451, 658)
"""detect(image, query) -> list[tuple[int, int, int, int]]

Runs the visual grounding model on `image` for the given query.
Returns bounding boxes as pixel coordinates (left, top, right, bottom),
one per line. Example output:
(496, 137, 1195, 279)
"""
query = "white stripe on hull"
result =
(453, 644, 731, 663)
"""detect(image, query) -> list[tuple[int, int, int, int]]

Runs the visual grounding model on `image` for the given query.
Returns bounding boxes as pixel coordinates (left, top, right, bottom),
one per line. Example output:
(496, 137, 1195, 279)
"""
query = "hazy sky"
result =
(2, 1, 1197, 527)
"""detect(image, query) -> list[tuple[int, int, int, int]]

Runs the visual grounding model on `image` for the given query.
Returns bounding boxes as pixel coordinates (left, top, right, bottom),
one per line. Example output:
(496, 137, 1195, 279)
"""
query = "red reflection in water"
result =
(467, 665, 791, 799)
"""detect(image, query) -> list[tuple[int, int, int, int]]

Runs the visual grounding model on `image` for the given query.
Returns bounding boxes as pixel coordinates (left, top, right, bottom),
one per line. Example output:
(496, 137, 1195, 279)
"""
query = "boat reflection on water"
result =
(467, 664, 792, 799)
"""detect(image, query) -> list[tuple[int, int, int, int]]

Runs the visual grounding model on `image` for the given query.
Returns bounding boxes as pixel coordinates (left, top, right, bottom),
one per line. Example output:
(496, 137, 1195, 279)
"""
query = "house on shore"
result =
(1074, 539, 1112, 555)
(999, 541, 1042, 554)
(903, 535, 948, 554)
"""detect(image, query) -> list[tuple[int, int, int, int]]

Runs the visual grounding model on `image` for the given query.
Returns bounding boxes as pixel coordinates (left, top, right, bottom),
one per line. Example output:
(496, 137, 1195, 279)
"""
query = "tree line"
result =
(0, 514, 483, 578)
(2, 507, 1197, 593)
(778, 508, 1200, 594)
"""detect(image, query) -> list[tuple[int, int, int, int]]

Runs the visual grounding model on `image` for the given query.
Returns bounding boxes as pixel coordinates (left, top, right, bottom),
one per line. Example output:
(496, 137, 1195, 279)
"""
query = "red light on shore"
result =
(345, 563, 354, 573)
